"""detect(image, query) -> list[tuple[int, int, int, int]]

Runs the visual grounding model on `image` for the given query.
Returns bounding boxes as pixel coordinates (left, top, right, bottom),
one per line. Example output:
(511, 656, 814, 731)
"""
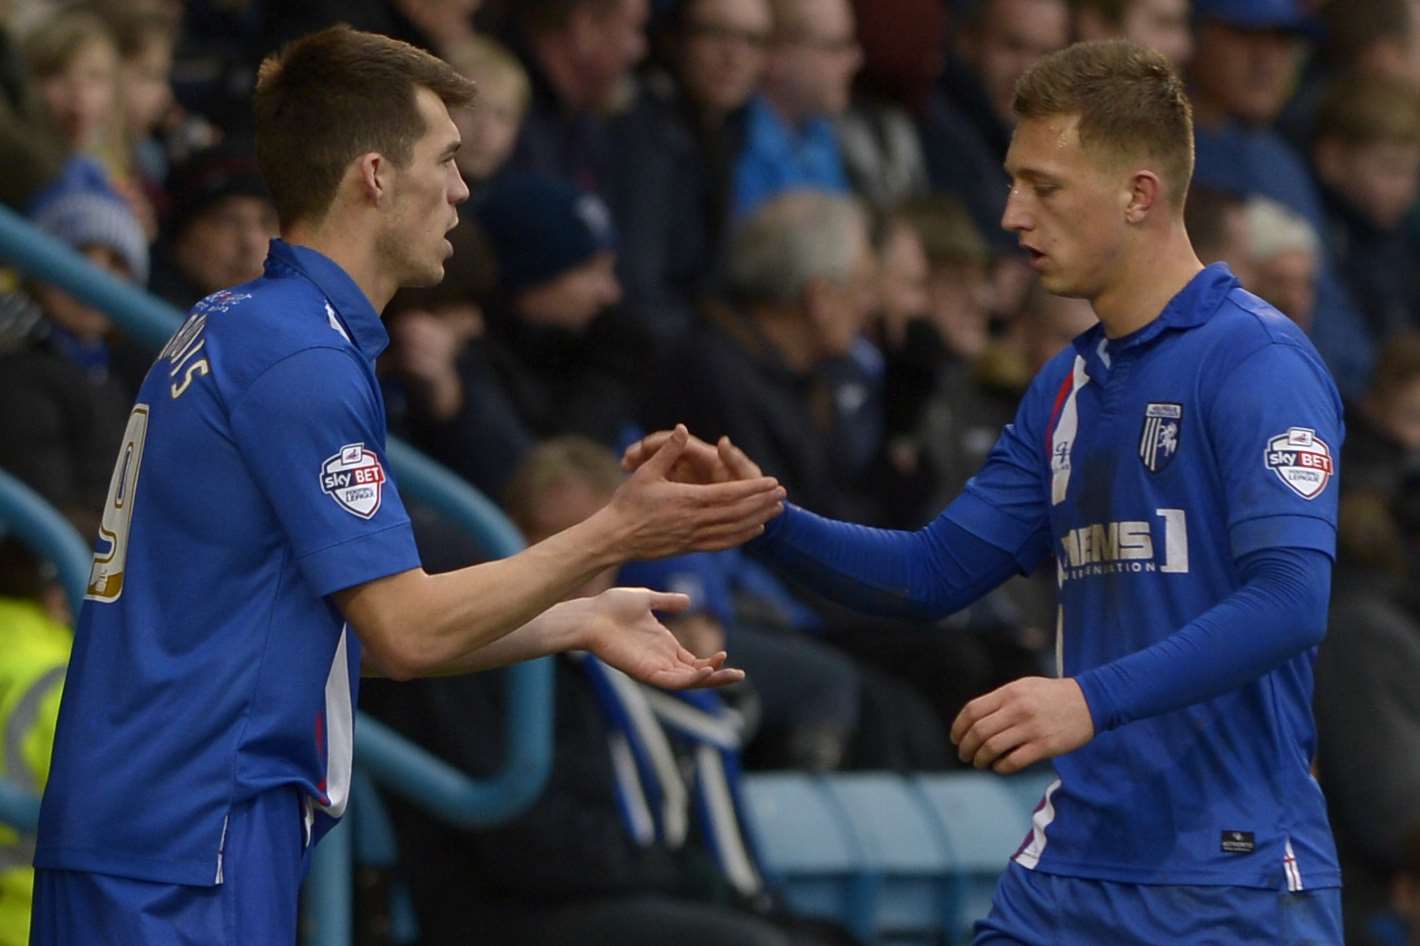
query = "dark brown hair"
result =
(894, 194, 989, 267)
(1368, 332, 1420, 403)
(252, 25, 477, 228)
(1321, 0, 1413, 69)
(1068, 0, 1130, 25)
(1014, 39, 1194, 210)
(92, 4, 179, 59)
(1314, 73, 1420, 149)
(515, 0, 625, 36)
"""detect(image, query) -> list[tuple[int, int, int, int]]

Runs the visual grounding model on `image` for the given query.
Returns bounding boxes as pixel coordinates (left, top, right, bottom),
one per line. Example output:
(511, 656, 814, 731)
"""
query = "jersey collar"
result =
(1073, 262, 1240, 378)
(263, 239, 391, 359)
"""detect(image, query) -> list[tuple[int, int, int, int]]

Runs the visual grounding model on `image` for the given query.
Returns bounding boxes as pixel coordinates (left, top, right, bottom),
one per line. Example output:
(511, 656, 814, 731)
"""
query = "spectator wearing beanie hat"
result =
(27, 183, 150, 346)
(390, 173, 645, 501)
(473, 172, 622, 329)
(151, 141, 277, 311)
(0, 181, 147, 536)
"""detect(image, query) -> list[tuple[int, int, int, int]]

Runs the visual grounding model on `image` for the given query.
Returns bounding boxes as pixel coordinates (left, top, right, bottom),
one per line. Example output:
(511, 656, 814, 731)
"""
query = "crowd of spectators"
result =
(3, 0, 1420, 943)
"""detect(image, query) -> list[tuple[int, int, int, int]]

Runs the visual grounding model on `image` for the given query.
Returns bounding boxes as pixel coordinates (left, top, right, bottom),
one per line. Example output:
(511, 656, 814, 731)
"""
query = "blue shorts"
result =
(30, 787, 312, 946)
(972, 862, 1343, 946)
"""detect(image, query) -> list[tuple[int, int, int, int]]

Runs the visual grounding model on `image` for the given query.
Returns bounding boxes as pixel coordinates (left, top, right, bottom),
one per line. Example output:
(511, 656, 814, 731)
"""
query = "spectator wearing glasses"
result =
(606, 0, 773, 348)
(919, 0, 1068, 251)
(507, 0, 651, 194)
(731, 0, 862, 217)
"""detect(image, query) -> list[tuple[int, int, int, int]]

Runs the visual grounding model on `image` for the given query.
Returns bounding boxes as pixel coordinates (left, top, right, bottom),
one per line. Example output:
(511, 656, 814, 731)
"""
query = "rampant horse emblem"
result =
(1139, 403, 1182, 473)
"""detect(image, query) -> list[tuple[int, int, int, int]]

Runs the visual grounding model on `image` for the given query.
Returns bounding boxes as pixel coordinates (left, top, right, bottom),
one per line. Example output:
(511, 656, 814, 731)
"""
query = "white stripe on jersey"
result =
(316, 625, 354, 818)
(214, 814, 229, 883)
(1014, 778, 1062, 870)
(1051, 356, 1090, 506)
(1284, 837, 1304, 891)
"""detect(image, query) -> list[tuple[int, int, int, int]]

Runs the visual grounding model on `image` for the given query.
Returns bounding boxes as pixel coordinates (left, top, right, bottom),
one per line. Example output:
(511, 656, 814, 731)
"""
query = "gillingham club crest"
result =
(1264, 427, 1333, 500)
(320, 443, 386, 519)
(1139, 403, 1182, 473)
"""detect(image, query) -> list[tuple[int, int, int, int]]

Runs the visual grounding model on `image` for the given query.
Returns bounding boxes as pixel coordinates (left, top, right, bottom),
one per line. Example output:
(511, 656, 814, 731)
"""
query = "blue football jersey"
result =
(946, 264, 1343, 890)
(36, 240, 421, 885)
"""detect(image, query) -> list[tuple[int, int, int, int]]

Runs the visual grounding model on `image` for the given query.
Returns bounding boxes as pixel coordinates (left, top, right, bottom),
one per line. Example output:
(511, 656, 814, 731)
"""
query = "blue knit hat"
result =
(32, 189, 150, 285)
(1193, 0, 1309, 31)
(472, 173, 617, 294)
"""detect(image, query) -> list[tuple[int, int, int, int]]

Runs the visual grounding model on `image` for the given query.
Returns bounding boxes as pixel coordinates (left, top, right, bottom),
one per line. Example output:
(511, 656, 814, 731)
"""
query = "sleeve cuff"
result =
(1229, 514, 1335, 560)
(298, 521, 423, 598)
(1074, 667, 1121, 734)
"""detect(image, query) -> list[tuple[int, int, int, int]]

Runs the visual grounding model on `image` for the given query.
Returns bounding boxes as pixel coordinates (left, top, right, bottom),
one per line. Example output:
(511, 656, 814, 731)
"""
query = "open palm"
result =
(582, 588, 744, 689)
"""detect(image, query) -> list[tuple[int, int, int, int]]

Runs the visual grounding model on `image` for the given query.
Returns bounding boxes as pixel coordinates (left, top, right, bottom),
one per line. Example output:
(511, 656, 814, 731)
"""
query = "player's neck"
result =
(281, 222, 398, 315)
(1091, 227, 1204, 340)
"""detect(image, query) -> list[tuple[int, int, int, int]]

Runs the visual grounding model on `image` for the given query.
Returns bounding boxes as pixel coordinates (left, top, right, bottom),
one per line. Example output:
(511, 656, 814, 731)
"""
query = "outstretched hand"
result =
(580, 587, 745, 689)
(622, 428, 765, 485)
(950, 677, 1095, 775)
(606, 425, 783, 558)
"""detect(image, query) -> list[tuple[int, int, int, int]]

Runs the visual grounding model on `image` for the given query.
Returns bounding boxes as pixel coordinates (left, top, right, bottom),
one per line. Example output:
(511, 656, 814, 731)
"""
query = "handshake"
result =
(564, 425, 781, 691)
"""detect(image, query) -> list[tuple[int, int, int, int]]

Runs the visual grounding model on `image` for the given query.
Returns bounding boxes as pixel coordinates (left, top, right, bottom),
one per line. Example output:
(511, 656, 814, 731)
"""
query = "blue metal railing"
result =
(0, 469, 94, 622)
(0, 202, 554, 942)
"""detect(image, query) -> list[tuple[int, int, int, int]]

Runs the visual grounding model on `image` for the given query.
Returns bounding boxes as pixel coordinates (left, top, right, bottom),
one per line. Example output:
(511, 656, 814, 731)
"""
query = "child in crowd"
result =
(21, 8, 119, 167)
(1311, 74, 1420, 341)
(445, 35, 529, 189)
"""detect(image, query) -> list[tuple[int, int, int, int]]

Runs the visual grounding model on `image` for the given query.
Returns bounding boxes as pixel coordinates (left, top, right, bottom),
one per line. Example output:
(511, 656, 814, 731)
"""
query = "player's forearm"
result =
(417, 598, 593, 677)
(341, 509, 629, 678)
(1075, 546, 1331, 732)
(751, 501, 1023, 620)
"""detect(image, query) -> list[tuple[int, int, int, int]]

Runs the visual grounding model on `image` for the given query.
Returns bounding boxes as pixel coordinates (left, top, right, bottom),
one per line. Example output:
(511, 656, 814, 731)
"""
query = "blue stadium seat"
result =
(743, 770, 1060, 945)
(740, 773, 870, 935)
(819, 774, 953, 940)
(912, 772, 1043, 944)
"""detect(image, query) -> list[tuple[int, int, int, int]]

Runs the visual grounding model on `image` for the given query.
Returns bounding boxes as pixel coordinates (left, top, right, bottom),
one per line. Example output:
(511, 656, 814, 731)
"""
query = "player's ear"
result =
(355, 153, 389, 206)
(1123, 170, 1162, 224)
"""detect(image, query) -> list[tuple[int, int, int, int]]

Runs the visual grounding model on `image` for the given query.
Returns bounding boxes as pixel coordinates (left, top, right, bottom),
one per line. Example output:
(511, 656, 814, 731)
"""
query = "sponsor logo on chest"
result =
(1264, 427, 1333, 500)
(1057, 509, 1190, 580)
(320, 443, 386, 519)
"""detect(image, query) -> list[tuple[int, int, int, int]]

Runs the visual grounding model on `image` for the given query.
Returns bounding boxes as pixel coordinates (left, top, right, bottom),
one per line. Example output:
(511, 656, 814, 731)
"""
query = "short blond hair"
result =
(445, 36, 531, 115)
(502, 436, 624, 534)
(1014, 39, 1194, 210)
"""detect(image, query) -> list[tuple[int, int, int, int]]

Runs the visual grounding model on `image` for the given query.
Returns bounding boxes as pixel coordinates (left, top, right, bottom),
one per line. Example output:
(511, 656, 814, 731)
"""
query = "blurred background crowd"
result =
(2, 0, 1420, 943)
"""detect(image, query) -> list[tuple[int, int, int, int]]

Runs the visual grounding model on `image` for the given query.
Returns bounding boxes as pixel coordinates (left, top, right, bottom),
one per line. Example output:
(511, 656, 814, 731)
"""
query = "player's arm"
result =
(953, 340, 1344, 773)
(333, 427, 778, 681)
(231, 348, 778, 685)
(951, 546, 1330, 773)
(353, 586, 741, 685)
(1066, 340, 1342, 735)
(622, 366, 1061, 620)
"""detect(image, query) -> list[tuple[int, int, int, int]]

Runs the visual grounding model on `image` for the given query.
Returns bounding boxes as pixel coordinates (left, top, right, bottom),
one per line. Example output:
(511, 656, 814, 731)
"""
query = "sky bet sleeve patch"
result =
(1263, 427, 1333, 500)
(319, 443, 387, 519)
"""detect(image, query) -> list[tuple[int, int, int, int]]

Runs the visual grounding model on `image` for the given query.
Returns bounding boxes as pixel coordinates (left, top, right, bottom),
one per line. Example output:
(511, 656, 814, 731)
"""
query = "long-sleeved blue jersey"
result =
(755, 264, 1343, 890)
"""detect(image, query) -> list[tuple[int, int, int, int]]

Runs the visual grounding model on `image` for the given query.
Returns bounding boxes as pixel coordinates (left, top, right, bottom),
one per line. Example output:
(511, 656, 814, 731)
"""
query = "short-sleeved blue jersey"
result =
(946, 264, 1343, 890)
(35, 240, 421, 886)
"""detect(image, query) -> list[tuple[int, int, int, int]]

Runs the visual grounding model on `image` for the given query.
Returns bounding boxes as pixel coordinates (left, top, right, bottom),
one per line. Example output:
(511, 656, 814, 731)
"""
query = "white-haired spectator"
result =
(1243, 195, 1320, 332)
(648, 190, 884, 522)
